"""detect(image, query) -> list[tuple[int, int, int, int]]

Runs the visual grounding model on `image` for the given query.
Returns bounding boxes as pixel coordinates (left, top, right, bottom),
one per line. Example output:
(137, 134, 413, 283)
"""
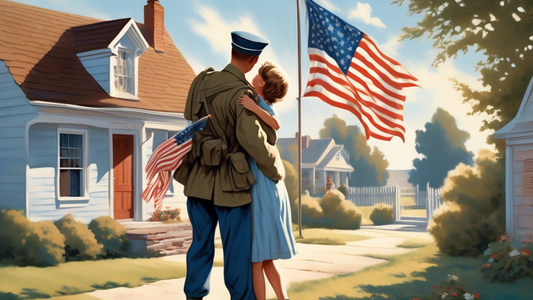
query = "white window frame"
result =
(112, 47, 136, 98)
(57, 128, 89, 201)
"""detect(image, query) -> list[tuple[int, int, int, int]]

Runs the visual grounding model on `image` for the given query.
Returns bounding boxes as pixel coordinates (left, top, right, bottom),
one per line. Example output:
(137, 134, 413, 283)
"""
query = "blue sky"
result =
(11, 0, 494, 170)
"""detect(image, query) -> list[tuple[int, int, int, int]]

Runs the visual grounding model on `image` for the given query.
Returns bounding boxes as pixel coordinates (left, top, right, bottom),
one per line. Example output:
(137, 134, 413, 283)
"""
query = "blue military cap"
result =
(231, 31, 269, 56)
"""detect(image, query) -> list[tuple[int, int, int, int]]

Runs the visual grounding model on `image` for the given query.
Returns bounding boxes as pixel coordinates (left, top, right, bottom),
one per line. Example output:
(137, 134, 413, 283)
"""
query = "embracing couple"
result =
(174, 31, 297, 300)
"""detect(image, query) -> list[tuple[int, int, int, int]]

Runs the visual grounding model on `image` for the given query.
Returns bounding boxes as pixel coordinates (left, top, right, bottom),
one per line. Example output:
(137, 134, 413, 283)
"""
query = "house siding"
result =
(0, 61, 38, 212)
(513, 147, 533, 238)
(78, 56, 111, 94)
(28, 123, 110, 223)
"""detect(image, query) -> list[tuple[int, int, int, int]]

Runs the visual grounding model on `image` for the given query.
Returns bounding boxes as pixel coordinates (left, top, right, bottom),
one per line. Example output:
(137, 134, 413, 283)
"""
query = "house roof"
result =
(0, 0, 195, 113)
(278, 137, 353, 172)
(303, 139, 334, 164)
(72, 18, 133, 53)
(316, 145, 354, 171)
(494, 76, 533, 139)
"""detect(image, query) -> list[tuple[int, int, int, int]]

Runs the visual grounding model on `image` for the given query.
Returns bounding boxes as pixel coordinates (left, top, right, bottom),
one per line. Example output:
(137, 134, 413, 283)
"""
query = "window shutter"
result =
(524, 159, 533, 195)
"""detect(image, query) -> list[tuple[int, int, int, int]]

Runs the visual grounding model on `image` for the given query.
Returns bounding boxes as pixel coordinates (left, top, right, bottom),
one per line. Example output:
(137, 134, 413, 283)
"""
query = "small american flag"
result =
(142, 115, 210, 211)
(304, 0, 420, 142)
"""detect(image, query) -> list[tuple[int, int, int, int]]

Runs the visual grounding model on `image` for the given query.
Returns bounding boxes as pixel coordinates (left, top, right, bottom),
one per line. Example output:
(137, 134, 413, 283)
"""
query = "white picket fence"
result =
(346, 183, 445, 222)
(400, 185, 426, 207)
(346, 186, 401, 221)
(426, 183, 444, 220)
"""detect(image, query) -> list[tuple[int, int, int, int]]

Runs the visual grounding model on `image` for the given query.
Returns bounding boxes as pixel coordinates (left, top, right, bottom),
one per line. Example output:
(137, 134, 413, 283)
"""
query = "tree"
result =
(394, 0, 533, 154)
(409, 108, 474, 189)
(319, 115, 389, 187)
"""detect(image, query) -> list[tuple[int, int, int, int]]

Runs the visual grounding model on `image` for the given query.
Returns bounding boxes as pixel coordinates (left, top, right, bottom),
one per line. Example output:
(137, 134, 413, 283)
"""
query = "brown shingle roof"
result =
(72, 18, 132, 53)
(0, 0, 195, 113)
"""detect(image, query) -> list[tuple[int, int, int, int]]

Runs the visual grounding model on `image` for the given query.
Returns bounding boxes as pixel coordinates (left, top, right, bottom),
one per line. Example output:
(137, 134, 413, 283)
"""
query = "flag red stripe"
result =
(305, 78, 405, 139)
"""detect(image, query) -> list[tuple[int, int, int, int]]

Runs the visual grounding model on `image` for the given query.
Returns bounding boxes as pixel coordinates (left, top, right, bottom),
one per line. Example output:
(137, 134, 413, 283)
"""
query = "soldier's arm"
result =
(234, 90, 284, 181)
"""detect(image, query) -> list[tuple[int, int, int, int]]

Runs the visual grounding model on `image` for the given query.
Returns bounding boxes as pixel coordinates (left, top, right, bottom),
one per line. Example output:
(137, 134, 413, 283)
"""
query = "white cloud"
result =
(316, 0, 341, 12)
(348, 3, 386, 29)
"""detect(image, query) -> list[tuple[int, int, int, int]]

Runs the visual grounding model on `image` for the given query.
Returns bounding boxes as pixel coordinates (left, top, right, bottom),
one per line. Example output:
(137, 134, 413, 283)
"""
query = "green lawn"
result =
(286, 236, 533, 300)
(0, 257, 186, 299)
(294, 228, 372, 245)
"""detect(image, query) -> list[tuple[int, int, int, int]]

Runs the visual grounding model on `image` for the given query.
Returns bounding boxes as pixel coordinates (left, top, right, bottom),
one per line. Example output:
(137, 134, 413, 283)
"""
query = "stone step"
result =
(147, 237, 186, 247)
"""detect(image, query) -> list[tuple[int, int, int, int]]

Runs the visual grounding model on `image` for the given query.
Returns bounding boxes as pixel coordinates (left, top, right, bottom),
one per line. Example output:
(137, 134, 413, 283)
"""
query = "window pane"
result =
(69, 149, 76, 158)
(60, 134, 68, 147)
(60, 159, 69, 167)
(70, 170, 81, 197)
(60, 148, 68, 157)
(60, 170, 70, 197)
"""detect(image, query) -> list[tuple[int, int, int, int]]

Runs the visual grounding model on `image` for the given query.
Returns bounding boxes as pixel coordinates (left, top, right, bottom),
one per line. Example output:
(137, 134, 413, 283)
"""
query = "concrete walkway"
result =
(85, 221, 432, 300)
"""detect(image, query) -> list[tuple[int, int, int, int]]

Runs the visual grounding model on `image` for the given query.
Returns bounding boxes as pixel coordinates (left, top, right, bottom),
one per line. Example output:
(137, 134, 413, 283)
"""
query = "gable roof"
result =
(278, 137, 353, 170)
(0, 0, 195, 113)
(316, 145, 354, 171)
(72, 18, 133, 53)
(303, 139, 334, 164)
(494, 76, 533, 139)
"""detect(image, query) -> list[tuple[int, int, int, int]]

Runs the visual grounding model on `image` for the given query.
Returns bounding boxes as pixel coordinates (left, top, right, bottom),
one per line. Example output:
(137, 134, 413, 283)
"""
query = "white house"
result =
(278, 135, 354, 194)
(0, 0, 195, 223)
(494, 76, 533, 239)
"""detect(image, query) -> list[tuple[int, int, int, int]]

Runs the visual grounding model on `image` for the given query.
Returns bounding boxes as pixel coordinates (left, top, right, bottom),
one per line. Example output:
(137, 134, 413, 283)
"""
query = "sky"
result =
(11, 0, 496, 170)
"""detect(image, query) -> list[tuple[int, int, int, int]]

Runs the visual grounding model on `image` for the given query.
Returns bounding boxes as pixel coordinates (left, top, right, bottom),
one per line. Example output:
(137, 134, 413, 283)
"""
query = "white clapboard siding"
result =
(0, 61, 38, 211)
(426, 182, 444, 220)
(28, 124, 111, 223)
(347, 186, 401, 221)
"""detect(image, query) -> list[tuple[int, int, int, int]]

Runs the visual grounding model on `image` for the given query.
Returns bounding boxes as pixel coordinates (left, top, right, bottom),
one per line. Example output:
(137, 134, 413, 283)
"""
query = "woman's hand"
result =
(238, 92, 257, 111)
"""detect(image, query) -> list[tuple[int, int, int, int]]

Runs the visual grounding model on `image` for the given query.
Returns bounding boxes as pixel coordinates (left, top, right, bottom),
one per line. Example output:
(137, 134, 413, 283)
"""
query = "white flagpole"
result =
(296, 0, 303, 238)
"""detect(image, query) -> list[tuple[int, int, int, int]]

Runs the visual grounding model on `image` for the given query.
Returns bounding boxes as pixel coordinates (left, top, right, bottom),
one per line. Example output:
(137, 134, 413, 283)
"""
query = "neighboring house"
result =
(278, 135, 354, 194)
(385, 170, 415, 189)
(494, 76, 533, 239)
(0, 0, 195, 223)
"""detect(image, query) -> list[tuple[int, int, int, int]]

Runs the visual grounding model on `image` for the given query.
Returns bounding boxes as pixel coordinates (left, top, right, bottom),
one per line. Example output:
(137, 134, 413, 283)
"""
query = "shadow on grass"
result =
(319, 254, 533, 300)
(90, 282, 131, 290)
(56, 286, 86, 296)
(0, 292, 19, 300)
(295, 237, 345, 245)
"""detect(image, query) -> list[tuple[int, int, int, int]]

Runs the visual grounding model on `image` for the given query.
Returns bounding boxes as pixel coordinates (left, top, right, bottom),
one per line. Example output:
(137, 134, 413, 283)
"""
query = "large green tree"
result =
(319, 115, 389, 187)
(394, 0, 533, 154)
(409, 108, 474, 189)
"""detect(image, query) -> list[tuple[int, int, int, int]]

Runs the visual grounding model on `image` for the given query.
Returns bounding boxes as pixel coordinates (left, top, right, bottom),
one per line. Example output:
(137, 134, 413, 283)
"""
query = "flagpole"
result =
(296, 0, 303, 239)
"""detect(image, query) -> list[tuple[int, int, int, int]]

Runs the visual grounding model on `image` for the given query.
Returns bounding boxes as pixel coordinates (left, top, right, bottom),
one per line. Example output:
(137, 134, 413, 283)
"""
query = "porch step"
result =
(125, 222, 193, 257)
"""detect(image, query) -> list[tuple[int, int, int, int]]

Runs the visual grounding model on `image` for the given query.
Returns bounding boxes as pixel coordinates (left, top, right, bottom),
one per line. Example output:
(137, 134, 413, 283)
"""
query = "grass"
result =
(286, 240, 533, 300)
(401, 208, 427, 217)
(293, 228, 371, 244)
(0, 257, 186, 299)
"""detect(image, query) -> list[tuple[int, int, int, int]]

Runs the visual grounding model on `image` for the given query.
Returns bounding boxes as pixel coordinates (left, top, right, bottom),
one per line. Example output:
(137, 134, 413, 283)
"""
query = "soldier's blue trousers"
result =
(184, 197, 256, 300)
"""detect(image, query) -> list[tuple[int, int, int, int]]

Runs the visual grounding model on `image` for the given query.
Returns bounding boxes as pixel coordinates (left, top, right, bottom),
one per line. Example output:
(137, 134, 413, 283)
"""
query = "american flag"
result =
(304, 0, 420, 142)
(142, 115, 210, 211)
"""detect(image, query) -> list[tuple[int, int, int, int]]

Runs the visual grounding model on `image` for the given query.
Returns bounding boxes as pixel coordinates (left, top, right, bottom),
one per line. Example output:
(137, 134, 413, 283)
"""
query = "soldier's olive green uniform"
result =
(174, 64, 285, 207)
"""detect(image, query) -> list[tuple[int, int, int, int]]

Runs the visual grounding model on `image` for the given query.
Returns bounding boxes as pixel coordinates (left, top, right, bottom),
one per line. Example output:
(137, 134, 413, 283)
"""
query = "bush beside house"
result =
(0, 209, 132, 266)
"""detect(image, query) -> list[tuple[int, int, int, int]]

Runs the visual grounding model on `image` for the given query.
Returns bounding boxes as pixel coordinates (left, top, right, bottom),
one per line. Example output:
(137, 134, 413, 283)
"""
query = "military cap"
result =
(231, 31, 269, 56)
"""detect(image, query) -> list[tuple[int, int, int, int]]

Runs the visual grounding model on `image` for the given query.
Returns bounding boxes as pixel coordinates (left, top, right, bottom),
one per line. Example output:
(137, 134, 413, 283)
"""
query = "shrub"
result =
(428, 150, 505, 256)
(370, 203, 394, 225)
(478, 235, 533, 282)
(300, 190, 362, 230)
(148, 207, 181, 222)
(88, 216, 130, 257)
(54, 214, 103, 261)
(0, 209, 65, 266)
(337, 184, 347, 197)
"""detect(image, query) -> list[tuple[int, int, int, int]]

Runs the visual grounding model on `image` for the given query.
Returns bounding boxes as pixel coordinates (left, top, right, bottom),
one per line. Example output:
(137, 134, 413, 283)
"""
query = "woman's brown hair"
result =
(258, 62, 288, 104)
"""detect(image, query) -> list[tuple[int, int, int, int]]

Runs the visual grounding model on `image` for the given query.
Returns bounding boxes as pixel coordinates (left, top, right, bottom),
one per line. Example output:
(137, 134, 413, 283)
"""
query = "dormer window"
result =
(73, 18, 149, 101)
(114, 48, 133, 94)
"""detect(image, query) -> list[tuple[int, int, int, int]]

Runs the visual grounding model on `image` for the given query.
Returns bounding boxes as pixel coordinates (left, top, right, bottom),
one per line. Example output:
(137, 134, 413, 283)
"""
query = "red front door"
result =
(113, 134, 134, 219)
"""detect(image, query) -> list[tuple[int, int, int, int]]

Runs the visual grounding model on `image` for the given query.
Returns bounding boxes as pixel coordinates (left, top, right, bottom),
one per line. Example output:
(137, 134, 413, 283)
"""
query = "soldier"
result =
(174, 31, 285, 300)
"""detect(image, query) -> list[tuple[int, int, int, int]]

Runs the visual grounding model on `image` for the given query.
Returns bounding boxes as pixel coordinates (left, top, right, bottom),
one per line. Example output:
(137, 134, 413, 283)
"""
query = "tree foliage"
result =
(394, 0, 533, 154)
(409, 108, 474, 189)
(319, 115, 389, 187)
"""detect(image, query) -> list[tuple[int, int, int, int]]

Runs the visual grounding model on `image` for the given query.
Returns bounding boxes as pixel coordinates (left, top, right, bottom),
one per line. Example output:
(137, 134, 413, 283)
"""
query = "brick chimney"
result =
(144, 0, 165, 52)
(295, 133, 312, 150)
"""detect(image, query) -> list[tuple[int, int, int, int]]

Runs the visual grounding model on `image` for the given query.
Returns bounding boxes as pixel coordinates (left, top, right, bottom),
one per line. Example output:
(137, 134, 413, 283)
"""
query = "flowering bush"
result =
(478, 235, 533, 282)
(148, 207, 181, 222)
(412, 275, 481, 300)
